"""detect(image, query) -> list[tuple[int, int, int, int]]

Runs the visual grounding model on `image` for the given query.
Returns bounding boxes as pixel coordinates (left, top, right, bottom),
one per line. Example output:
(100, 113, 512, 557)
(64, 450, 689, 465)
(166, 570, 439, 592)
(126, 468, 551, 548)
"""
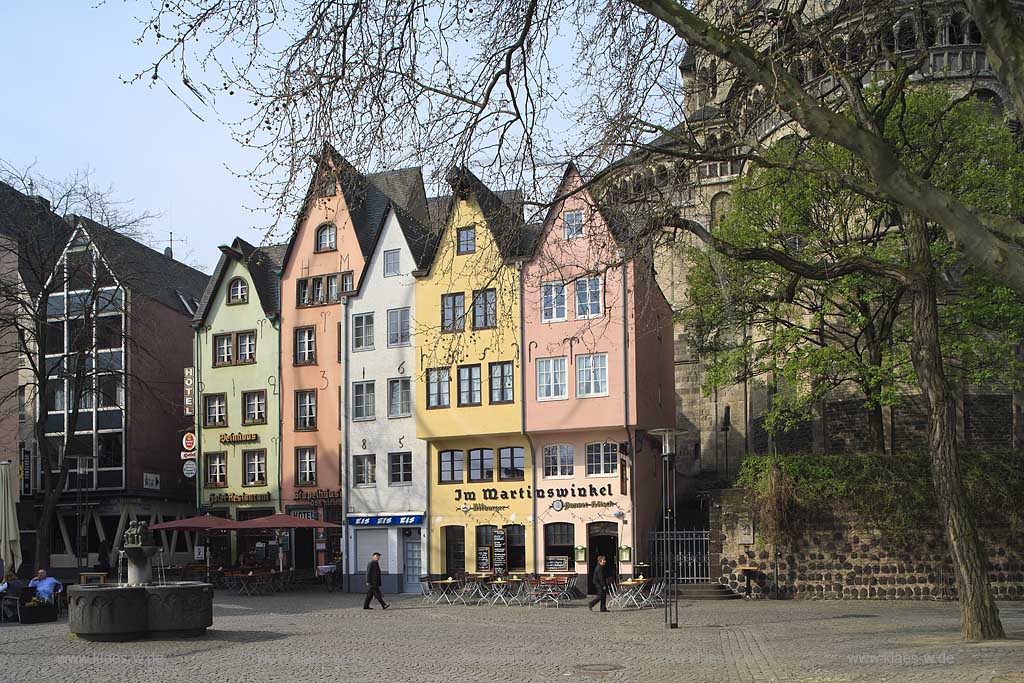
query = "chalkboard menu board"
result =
(477, 546, 492, 572)
(492, 529, 507, 575)
(544, 555, 569, 572)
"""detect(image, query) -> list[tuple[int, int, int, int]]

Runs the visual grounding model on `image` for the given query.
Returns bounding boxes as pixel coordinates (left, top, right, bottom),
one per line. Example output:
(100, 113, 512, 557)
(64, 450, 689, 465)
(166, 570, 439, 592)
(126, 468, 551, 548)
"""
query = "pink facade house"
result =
(523, 164, 674, 589)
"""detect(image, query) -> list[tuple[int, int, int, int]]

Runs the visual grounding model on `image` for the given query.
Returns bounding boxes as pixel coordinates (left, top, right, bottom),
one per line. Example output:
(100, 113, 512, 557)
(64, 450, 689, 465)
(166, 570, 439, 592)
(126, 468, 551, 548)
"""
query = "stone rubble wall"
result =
(709, 488, 1024, 600)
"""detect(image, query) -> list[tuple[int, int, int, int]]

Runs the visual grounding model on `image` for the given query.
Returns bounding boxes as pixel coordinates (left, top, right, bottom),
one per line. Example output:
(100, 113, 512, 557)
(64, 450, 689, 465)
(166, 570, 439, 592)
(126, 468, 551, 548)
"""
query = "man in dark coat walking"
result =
(588, 555, 610, 612)
(363, 552, 389, 610)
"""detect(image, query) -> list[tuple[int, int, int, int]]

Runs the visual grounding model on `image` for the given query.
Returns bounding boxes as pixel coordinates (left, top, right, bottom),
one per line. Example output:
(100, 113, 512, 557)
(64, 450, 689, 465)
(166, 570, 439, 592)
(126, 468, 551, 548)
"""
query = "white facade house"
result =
(344, 206, 428, 593)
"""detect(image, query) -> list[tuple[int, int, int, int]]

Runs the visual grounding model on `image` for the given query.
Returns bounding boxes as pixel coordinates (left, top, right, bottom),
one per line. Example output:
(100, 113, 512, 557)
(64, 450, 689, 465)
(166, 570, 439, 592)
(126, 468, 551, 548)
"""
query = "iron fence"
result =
(649, 530, 711, 584)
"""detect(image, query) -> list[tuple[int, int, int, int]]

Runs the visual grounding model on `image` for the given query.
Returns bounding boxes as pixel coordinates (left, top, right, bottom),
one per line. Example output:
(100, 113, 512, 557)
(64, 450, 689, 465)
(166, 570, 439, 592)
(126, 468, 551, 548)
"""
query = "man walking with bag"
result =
(363, 552, 389, 610)
(588, 555, 609, 612)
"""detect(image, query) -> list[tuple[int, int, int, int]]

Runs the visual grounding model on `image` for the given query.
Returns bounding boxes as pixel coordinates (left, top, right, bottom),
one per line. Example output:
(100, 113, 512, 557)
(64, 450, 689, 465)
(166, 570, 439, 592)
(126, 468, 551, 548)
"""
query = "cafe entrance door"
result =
(587, 521, 619, 595)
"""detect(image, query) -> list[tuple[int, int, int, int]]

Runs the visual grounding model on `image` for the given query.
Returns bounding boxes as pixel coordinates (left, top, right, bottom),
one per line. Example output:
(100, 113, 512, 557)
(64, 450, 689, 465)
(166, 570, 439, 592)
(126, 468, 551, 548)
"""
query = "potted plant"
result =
(20, 597, 58, 624)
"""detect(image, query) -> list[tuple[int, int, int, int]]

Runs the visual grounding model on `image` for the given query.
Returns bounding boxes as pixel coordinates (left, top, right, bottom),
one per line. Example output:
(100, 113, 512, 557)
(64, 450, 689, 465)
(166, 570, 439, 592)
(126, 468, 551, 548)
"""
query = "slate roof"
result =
(0, 181, 73, 297)
(72, 215, 209, 317)
(192, 238, 286, 326)
(282, 145, 434, 276)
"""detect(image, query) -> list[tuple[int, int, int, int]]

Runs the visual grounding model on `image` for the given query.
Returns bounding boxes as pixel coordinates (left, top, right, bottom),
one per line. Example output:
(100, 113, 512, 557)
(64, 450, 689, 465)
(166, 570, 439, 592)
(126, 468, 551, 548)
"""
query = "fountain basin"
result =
(68, 582, 213, 641)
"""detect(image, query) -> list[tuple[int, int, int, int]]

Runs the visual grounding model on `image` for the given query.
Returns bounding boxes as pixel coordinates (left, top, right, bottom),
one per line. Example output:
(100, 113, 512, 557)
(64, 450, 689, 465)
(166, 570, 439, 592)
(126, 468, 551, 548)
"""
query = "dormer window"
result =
(227, 278, 248, 304)
(315, 223, 337, 252)
(457, 227, 476, 254)
(564, 211, 584, 240)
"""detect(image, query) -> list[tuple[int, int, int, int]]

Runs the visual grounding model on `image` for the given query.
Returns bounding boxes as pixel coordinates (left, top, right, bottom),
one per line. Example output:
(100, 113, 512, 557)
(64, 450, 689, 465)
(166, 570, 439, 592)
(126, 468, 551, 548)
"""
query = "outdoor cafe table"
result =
(486, 578, 523, 606)
(431, 579, 467, 605)
(615, 578, 651, 610)
(225, 571, 274, 596)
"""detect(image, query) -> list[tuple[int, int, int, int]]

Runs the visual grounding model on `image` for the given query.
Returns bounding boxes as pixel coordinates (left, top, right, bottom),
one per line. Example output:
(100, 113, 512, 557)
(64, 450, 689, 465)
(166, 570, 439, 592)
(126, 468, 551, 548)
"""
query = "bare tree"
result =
(0, 165, 172, 569)
(130, 0, 1020, 640)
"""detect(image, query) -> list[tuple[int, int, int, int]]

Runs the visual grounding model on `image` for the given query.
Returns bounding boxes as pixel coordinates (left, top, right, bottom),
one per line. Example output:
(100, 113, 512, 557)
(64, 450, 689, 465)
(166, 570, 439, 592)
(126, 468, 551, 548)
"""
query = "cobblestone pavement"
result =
(1, 592, 1023, 682)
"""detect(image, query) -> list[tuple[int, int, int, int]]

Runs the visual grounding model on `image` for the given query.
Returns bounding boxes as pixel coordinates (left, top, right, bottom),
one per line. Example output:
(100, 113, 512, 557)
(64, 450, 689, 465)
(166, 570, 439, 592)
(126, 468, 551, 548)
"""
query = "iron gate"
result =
(648, 530, 710, 583)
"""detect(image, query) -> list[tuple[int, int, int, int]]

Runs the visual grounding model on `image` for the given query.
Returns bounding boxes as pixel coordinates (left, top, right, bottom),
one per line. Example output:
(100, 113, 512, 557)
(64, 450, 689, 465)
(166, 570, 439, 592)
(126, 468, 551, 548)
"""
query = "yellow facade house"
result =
(415, 167, 537, 577)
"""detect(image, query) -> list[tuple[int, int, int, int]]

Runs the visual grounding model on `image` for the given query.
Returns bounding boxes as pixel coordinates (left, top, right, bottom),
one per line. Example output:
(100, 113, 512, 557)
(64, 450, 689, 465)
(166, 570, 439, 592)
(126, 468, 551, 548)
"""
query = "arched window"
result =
(442, 525, 465, 575)
(949, 13, 966, 45)
(966, 20, 982, 44)
(710, 192, 733, 230)
(315, 223, 337, 252)
(227, 277, 248, 304)
(896, 19, 918, 52)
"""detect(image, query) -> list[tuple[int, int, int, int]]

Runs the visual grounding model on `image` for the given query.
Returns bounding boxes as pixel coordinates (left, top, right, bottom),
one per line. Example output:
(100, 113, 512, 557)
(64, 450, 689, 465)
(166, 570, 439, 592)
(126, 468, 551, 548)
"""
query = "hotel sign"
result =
(183, 367, 195, 417)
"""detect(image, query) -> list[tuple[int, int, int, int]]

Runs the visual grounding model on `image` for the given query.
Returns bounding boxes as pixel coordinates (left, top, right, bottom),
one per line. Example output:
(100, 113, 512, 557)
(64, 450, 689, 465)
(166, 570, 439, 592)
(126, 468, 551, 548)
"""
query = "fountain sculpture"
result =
(68, 521, 213, 640)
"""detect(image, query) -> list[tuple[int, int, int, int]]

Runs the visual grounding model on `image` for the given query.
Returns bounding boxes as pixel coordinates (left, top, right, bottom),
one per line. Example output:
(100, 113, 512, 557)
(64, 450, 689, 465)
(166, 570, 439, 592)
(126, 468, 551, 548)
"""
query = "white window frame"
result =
(204, 395, 227, 426)
(295, 327, 316, 364)
(341, 272, 354, 292)
(237, 331, 256, 362)
(586, 442, 619, 476)
(353, 453, 377, 487)
(541, 282, 567, 323)
(214, 334, 233, 365)
(316, 223, 337, 251)
(296, 390, 317, 429)
(243, 390, 266, 424)
(563, 210, 584, 240)
(244, 450, 267, 486)
(387, 308, 411, 347)
(387, 377, 412, 418)
(576, 353, 609, 398)
(228, 278, 248, 303)
(297, 448, 317, 485)
(575, 276, 602, 319)
(383, 249, 401, 277)
(353, 313, 374, 351)
(536, 356, 568, 401)
(326, 274, 339, 302)
(543, 444, 574, 478)
(353, 381, 376, 421)
(207, 453, 226, 485)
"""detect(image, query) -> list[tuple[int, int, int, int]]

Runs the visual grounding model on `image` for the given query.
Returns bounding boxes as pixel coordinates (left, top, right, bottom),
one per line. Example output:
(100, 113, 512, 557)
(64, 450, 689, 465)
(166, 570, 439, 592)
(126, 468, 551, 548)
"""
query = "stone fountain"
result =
(68, 521, 213, 641)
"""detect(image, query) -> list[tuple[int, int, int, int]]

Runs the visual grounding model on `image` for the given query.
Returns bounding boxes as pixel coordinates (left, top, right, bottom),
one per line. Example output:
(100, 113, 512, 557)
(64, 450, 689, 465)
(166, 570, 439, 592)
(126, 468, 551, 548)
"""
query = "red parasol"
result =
(150, 514, 243, 531)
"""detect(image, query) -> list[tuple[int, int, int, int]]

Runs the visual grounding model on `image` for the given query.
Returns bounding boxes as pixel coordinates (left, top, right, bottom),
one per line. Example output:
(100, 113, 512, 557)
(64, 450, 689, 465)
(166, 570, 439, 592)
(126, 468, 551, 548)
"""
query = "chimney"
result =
(164, 246, 173, 259)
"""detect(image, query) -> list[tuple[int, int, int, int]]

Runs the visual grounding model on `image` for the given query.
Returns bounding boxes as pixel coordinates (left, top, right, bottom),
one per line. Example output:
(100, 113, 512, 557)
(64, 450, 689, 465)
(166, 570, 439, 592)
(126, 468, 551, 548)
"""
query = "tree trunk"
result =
(34, 492, 60, 572)
(866, 403, 886, 454)
(905, 213, 1005, 640)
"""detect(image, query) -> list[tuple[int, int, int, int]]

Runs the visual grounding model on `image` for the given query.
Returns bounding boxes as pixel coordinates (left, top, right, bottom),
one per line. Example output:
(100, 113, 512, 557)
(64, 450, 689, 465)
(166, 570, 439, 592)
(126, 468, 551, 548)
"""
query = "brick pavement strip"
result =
(0, 594, 1022, 682)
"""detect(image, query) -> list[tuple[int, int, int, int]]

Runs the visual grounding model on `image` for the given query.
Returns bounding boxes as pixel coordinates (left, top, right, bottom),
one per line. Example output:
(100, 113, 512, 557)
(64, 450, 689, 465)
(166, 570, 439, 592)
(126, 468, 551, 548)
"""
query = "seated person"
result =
(0, 571, 15, 594)
(28, 569, 61, 603)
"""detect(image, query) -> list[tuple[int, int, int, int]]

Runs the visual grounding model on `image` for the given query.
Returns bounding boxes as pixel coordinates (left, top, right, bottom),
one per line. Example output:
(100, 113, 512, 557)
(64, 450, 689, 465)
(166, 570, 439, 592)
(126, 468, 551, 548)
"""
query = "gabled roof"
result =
(281, 145, 432, 275)
(192, 238, 286, 326)
(0, 181, 73, 297)
(416, 166, 535, 273)
(71, 216, 208, 316)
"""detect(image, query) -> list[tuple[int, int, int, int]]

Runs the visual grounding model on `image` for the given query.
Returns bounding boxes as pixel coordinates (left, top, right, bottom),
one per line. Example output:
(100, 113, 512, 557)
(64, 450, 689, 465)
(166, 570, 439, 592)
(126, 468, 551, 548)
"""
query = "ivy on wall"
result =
(735, 450, 1024, 547)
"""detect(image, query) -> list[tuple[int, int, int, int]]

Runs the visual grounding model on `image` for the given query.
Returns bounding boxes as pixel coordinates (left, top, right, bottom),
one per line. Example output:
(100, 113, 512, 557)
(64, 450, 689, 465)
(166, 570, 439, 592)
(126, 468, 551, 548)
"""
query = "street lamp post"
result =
(650, 428, 686, 630)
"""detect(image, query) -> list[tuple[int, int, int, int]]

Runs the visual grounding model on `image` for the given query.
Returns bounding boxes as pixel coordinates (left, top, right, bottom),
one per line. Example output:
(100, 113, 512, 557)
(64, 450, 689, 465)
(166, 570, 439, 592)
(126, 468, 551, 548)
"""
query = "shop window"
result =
(443, 525, 465, 575)
(544, 522, 575, 571)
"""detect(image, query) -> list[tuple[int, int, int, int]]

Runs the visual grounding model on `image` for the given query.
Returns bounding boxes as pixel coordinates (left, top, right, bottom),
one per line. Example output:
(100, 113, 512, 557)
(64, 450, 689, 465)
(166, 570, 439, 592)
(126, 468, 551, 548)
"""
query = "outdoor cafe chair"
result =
(419, 576, 436, 603)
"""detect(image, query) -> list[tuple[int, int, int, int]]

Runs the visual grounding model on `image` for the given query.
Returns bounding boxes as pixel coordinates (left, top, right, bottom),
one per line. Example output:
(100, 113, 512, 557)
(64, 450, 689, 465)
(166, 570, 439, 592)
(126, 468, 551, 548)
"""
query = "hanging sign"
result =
(182, 432, 197, 452)
(182, 460, 198, 479)
(492, 529, 507, 575)
(183, 367, 195, 417)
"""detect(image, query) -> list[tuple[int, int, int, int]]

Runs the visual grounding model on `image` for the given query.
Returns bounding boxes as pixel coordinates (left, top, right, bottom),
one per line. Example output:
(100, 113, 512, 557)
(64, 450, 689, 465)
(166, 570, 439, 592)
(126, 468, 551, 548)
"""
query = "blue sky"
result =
(0, 1, 272, 272)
